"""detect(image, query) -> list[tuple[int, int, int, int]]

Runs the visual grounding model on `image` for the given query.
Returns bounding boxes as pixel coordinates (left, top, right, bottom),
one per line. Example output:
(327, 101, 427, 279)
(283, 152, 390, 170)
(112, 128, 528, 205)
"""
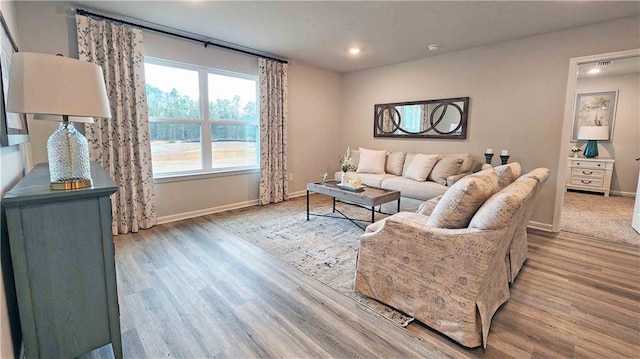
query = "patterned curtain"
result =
(76, 15, 157, 235)
(258, 58, 288, 205)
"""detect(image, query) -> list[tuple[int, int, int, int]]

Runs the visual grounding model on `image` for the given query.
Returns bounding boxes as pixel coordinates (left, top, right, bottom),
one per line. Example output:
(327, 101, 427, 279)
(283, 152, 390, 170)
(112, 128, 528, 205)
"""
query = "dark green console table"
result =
(3, 162, 122, 359)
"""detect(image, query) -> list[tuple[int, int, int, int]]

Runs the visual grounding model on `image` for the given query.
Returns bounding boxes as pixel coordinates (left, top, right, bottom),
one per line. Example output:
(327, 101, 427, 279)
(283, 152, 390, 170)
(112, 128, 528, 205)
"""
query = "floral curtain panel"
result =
(258, 58, 288, 205)
(76, 15, 157, 235)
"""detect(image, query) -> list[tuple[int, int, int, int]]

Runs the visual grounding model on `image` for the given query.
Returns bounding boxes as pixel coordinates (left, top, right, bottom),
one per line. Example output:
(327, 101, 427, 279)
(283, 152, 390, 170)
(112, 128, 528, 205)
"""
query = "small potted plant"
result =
(571, 146, 581, 158)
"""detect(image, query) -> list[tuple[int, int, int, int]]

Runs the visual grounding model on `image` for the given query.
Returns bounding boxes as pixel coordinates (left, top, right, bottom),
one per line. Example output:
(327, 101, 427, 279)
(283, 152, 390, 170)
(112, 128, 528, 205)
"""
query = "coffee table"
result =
(306, 180, 400, 229)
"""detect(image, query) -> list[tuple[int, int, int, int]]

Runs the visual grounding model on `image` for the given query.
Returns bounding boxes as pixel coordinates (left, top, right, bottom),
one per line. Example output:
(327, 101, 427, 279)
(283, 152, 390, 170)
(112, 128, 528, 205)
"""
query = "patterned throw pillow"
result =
(356, 148, 387, 174)
(469, 176, 536, 230)
(494, 162, 522, 189)
(427, 168, 499, 229)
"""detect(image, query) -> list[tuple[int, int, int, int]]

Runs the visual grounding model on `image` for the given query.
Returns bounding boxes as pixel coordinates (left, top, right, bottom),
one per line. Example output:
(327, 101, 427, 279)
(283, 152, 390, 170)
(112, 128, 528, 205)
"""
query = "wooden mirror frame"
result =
(373, 97, 469, 139)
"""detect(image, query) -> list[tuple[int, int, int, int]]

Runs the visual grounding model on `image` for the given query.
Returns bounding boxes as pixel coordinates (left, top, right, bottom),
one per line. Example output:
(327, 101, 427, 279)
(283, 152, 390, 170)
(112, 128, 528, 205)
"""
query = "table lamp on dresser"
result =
(7, 52, 111, 189)
(577, 125, 609, 158)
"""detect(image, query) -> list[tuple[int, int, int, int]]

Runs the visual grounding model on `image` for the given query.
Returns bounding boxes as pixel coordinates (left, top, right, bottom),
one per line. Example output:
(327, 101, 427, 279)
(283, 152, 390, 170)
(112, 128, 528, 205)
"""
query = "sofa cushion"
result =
(495, 162, 522, 189)
(380, 176, 448, 201)
(443, 153, 473, 173)
(401, 153, 417, 176)
(427, 168, 498, 229)
(428, 157, 464, 185)
(333, 172, 395, 187)
(469, 176, 536, 230)
(357, 148, 386, 174)
(385, 152, 406, 176)
(403, 154, 439, 181)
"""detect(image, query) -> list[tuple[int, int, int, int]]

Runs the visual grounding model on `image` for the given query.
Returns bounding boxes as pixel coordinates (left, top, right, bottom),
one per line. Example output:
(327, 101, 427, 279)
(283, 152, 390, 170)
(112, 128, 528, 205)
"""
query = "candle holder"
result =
(484, 153, 494, 164)
(500, 155, 510, 165)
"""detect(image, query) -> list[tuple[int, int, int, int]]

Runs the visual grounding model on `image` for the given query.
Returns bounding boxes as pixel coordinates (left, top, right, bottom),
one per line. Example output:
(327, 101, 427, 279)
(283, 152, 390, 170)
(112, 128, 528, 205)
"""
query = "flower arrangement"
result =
(340, 146, 356, 172)
(571, 147, 581, 153)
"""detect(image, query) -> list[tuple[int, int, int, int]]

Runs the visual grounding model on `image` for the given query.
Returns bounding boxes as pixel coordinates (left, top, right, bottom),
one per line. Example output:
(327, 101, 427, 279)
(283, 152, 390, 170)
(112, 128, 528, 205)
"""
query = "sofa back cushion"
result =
(385, 152, 406, 176)
(428, 157, 464, 185)
(469, 176, 536, 230)
(356, 148, 387, 174)
(403, 154, 439, 181)
(427, 168, 498, 229)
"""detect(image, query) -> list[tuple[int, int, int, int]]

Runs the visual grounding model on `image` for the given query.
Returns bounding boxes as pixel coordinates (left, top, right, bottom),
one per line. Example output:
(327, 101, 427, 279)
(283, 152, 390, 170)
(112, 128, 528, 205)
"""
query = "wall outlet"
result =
(288, 172, 294, 182)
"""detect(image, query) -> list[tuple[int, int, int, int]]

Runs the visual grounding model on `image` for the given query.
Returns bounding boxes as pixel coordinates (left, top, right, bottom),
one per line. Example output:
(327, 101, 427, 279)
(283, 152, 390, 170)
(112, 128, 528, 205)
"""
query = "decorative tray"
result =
(337, 184, 365, 192)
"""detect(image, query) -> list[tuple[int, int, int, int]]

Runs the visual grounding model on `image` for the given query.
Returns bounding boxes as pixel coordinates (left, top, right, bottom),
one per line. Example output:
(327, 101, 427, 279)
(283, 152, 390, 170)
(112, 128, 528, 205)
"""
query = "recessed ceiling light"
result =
(348, 47, 361, 55)
(428, 44, 440, 51)
(587, 68, 601, 74)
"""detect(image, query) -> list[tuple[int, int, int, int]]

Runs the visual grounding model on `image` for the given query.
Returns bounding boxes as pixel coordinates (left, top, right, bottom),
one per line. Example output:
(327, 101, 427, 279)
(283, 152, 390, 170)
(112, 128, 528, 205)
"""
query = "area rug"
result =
(562, 191, 639, 247)
(206, 194, 414, 327)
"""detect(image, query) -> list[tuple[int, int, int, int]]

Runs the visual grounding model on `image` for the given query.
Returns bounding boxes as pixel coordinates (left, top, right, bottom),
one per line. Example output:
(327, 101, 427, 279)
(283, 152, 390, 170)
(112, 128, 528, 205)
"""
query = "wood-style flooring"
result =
(85, 217, 640, 358)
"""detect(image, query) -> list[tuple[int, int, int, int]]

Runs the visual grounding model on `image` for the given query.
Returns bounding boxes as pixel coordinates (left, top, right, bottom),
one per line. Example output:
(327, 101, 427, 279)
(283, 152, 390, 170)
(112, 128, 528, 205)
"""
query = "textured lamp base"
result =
(583, 140, 599, 158)
(47, 121, 93, 190)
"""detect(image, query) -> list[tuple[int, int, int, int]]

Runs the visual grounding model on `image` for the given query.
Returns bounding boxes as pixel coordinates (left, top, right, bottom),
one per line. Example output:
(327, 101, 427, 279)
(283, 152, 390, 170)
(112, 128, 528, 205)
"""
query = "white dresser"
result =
(565, 157, 615, 197)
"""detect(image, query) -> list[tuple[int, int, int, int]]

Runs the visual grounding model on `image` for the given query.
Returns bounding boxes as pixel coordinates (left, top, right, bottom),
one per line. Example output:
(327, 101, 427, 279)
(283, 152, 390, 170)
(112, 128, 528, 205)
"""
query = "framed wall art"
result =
(570, 90, 618, 142)
(0, 11, 29, 147)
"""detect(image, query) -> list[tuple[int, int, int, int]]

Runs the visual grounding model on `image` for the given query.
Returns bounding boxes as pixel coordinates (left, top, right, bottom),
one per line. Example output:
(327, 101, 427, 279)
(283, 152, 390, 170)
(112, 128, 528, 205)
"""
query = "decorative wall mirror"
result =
(373, 97, 469, 139)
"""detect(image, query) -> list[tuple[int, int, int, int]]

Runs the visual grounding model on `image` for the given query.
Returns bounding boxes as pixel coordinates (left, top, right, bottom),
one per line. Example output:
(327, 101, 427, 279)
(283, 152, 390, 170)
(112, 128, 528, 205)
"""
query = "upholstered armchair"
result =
(355, 167, 549, 348)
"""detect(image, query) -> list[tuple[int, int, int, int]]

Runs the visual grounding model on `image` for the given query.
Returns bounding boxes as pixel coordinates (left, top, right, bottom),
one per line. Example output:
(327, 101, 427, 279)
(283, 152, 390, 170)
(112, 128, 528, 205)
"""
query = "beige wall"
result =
(573, 72, 640, 194)
(1, 2, 25, 357)
(340, 16, 640, 227)
(14, 1, 343, 220)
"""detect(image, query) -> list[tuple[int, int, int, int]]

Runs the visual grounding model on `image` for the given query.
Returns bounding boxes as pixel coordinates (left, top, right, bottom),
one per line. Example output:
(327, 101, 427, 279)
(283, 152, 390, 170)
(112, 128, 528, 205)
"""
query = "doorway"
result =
(554, 49, 640, 245)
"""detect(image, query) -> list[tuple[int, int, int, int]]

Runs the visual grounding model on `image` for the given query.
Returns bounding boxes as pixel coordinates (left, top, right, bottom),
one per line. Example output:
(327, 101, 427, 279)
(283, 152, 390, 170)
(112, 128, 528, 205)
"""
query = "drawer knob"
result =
(581, 180, 592, 184)
(597, 164, 601, 167)
(582, 171, 593, 175)
(576, 162, 580, 165)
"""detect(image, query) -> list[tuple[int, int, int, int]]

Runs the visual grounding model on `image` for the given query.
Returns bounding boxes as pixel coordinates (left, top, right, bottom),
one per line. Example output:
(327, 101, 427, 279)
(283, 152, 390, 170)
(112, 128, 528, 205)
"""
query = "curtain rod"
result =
(75, 8, 288, 64)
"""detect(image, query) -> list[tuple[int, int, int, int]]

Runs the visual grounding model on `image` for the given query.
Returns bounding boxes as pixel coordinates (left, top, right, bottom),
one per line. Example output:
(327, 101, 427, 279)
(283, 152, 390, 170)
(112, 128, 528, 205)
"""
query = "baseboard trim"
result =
(157, 199, 259, 224)
(157, 190, 309, 224)
(528, 220, 554, 232)
(610, 190, 636, 197)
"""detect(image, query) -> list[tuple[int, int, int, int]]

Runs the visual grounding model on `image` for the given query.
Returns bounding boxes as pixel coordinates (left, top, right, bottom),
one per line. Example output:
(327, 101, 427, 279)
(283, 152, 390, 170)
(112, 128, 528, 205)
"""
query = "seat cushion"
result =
(380, 176, 448, 201)
(427, 168, 498, 229)
(357, 148, 387, 174)
(470, 176, 536, 230)
(333, 172, 395, 187)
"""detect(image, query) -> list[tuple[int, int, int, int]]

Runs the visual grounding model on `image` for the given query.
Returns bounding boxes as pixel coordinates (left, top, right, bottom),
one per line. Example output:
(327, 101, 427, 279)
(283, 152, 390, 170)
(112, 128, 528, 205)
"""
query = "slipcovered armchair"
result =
(355, 167, 549, 348)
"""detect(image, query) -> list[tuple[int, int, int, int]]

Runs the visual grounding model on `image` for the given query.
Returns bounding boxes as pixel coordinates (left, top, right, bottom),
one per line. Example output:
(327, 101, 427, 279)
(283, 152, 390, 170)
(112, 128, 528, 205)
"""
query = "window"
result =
(145, 58, 259, 177)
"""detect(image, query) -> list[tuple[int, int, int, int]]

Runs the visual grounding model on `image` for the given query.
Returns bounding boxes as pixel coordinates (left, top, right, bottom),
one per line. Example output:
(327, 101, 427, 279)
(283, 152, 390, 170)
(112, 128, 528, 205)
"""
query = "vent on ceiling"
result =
(597, 60, 612, 67)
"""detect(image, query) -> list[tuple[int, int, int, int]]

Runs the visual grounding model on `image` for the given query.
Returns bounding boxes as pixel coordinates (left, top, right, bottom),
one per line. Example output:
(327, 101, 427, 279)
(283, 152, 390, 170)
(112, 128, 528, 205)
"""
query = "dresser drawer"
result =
(570, 178, 604, 189)
(572, 160, 608, 170)
(571, 168, 605, 179)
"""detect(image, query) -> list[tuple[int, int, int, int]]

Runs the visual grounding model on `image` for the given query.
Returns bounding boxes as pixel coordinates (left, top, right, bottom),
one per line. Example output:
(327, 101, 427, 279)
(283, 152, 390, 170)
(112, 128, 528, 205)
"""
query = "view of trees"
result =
(146, 84, 258, 142)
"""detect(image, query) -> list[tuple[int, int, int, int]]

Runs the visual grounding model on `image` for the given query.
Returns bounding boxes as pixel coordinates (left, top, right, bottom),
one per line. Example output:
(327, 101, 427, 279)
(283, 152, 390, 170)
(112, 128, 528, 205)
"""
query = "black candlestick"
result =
(484, 153, 494, 164)
(500, 155, 510, 165)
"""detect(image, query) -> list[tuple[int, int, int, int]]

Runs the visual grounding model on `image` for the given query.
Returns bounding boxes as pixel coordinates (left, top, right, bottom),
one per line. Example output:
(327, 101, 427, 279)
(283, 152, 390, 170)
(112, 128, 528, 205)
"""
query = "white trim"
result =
(154, 168, 259, 184)
(528, 220, 554, 232)
(157, 199, 260, 224)
(610, 190, 636, 197)
(553, 48, 640, 233)
(288, 189, 308, 198)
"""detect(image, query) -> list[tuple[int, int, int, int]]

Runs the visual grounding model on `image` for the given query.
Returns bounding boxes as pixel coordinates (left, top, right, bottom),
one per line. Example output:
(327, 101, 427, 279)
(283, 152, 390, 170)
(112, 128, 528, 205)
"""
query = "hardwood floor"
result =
(85, 219, 639, 358)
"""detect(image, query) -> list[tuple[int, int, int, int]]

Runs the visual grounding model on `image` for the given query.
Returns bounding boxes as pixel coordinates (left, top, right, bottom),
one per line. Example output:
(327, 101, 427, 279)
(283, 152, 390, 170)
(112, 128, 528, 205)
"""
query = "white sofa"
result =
(335, 148, 482, 212)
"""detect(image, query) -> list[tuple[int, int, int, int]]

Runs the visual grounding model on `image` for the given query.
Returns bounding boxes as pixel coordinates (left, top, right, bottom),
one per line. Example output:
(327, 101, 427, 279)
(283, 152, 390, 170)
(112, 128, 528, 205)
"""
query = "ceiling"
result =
(71, 1, 640, 74)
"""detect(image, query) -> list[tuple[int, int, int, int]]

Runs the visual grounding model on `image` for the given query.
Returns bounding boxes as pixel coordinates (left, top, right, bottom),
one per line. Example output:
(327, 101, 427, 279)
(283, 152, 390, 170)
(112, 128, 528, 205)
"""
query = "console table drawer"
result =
(572, 160, 609, 170)
(570, 178, 604, 188)
(571, 169, 605, 179)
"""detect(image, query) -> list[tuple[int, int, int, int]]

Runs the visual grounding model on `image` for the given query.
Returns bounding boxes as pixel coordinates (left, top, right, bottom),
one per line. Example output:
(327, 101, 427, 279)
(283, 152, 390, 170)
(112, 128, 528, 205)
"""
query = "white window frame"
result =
(145, 57, 260, 180)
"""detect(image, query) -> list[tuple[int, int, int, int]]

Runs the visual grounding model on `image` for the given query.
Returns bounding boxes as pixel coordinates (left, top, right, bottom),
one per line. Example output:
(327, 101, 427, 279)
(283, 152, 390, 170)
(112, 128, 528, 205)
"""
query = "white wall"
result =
(341, 16, 640, 227)
(1, 2, 26, 357)
(14, 1, 343, 220)
(574, 72, 639, 194)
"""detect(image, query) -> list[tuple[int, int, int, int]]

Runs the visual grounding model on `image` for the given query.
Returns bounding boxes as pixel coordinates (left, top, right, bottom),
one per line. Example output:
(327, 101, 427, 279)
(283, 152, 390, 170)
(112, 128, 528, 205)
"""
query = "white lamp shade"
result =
(577, 126, 609, 140)
(33, 114, 94, 123)
(7, 52, 111, 118)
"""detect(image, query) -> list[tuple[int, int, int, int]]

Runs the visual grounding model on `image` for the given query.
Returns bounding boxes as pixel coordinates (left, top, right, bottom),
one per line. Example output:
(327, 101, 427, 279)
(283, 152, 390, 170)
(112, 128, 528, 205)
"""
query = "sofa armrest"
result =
(446, 172, 470, 186)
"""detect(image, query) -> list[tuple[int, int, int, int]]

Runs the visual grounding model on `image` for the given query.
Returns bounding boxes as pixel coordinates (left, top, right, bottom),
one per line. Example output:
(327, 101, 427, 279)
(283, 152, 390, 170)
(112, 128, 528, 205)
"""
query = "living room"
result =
(1, 1, 638, 358)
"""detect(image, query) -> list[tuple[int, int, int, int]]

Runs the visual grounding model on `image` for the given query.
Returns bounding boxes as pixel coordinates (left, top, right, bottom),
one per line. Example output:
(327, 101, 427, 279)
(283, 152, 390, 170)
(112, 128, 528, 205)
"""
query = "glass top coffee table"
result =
(306, 180, 400, 229)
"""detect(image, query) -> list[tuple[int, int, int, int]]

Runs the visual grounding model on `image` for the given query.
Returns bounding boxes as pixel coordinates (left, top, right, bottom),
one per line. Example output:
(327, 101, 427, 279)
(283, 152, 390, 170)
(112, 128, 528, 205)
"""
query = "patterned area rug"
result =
(206, 195, 414, 327)
(562, 191, 639, 247)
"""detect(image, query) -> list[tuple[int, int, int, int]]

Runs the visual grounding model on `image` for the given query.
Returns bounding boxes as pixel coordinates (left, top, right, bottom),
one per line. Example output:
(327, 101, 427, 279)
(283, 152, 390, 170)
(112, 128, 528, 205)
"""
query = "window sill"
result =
(153, 168, 260, 184)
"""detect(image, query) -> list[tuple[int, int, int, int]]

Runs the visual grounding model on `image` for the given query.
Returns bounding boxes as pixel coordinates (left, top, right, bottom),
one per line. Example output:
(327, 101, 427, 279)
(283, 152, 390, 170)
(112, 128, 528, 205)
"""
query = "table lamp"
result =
(7, 52, 111, 189)
(577, 126, 609, 158)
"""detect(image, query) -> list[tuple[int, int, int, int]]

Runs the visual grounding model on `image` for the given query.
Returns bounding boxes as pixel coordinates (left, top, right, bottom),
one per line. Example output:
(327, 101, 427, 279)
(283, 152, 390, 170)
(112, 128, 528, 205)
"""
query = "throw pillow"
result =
(385, 152, 406, 176)
(495, 162, 522, 189)
(402, 153, 417, 176)
(428, 157, 464, 185)
(403, 154, 439, 182)
(427, 168, 499, 229)
(469, 176, 536, 230)
(356, 148, 387, 174)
